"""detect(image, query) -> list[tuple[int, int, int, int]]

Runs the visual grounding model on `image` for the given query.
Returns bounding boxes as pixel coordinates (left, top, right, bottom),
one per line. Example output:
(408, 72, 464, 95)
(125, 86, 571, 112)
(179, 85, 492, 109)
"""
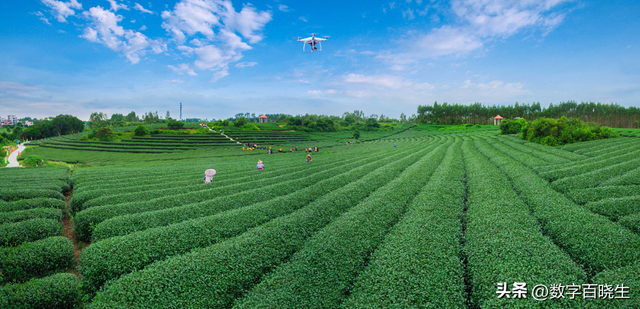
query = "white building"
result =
(8, 115, 17, 125)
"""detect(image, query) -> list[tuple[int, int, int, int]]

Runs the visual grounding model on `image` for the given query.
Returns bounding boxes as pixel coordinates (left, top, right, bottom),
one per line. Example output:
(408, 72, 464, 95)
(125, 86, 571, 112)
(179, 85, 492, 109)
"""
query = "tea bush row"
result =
(475, 137, 640, 275)
(565, 185, 640, 205)
(0, 207, 63, 224)
(584, 195, 640, 220)
(465, 139, 586, 308)
(79, 142, 440, 293)
(90, 145, 420, 240)
(540, 149, 640, 181)
(0, 198, 65, 213)
(551, 157, 640, 192)
(0, 218, 63, 247)
(0, 236, 74, 284)
(234, 141, 450, 308)
(0, 273, 79, 309)
(87, 142, 435, 308)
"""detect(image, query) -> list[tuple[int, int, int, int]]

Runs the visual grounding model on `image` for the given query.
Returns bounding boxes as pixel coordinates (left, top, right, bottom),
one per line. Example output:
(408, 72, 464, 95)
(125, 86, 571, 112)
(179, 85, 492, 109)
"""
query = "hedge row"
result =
(0, 188, 64, 202)
(501, 135, 587, 161)
(558, 136, 629, 152)
(74, 153, 374, 241)
(90, 145, 419, 241)
(0, 273, 79, 309)
(0, 236, 74, 284)
(479, 136, 551, 168)
(619, 213, 640, 234)
(339, 139, 465, 308)
(591, 262, 640, 308)
(565, 185, 640, 205)
(79, 141, 440, 293)
(234, 140, 450, 308)
(465, 138, 586, 308)
(0, 198, 67, 213)
(0, 179, 70, 192)
(476, 137, 640, 276)
(540, 142, 640, 174)
(76, 154, 356, 211)
(551, 157, 640, 193)
(0, 218, 63, 247)
(87, 142, 436, 308)
(579, 138, 640, 157)
(39, 143, 180, 153)
(584, 195, 640, 220)
(0, 207, 63, 225)
(600, 166, 640, 186)
(495, 136, 572, 165)
(540, 149, 640, 181)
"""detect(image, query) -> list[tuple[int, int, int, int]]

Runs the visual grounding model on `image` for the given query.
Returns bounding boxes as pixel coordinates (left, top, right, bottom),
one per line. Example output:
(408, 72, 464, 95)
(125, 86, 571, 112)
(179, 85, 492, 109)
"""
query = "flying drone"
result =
(297, 34, 328, 53)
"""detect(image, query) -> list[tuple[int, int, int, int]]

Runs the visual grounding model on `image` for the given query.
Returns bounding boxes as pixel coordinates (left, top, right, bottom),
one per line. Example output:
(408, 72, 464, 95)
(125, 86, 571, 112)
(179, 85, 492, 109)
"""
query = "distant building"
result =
(259, 115, 268, 123)
(24, 120, 34, 127)
(493, 115, 503, 126)
(1, 119, 12, 126)
(7, 115, 17, 125)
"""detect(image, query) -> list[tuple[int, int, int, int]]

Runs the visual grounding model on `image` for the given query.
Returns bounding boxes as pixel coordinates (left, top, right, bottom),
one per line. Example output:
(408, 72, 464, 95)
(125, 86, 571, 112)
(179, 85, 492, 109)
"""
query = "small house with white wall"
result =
(493, 115, 503, 125)
(259, 115, 268, 123)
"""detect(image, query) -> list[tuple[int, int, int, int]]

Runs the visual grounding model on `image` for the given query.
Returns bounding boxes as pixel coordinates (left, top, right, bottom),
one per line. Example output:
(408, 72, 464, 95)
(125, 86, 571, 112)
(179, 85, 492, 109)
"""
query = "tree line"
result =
(416, 101, 640, 128)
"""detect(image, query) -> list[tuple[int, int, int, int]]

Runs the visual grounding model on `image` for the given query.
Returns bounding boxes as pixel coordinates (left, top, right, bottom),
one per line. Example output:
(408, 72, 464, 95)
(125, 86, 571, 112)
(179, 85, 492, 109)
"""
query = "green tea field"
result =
(2, 127, 639, 308)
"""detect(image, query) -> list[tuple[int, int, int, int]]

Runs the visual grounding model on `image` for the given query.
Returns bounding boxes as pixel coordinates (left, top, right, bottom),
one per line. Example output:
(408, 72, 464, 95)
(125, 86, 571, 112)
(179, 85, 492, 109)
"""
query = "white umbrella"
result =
(205, 169, 216, 176)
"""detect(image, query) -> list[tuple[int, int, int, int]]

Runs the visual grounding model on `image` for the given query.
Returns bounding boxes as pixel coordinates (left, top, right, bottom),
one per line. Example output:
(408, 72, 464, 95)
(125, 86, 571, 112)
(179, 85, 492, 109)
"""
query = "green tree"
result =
(134, 125, 150, 136)
(353, 129, 360, 139)
(168, 120, 185, 130)
(95, 127, 115, 141)
(234, 117, 247, 127)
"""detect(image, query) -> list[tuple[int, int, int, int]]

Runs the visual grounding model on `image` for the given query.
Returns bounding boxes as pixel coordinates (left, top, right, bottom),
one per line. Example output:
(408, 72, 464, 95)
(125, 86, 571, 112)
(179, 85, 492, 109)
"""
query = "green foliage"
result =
(0, 236, 74, 283)
(0, 218, 63, 246)
(0, 207, 63, 224)
(0, 273, 80, 309)
(233, 117, 247, 127)
(167, 120, 185, 130)
(241, 123, 259, 130)
(87, 143, 434, 308)
(0, 198, 66, 213)
(353, 129, 360, 139)
(522, 116, 618, 146)
(21, 155, 45, 167)
(94, 127, 115, 141)
(584, 195, 640, 220)
(499, 118, 527, 134)
(133, 125, 149, 136)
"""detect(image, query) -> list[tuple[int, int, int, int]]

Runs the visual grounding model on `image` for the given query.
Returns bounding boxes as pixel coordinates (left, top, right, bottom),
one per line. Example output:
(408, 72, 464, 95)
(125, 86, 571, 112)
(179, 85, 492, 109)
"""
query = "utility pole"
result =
(180, 102, 182, 121)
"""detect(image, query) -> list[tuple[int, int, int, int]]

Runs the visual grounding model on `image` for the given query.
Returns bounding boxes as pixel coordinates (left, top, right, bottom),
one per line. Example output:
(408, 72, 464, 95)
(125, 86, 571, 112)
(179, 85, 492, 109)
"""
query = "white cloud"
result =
(344, 73, 414, 89)
(41, 0, 82, 22)
(139, 25, 147, 31)
(107, 0, 129, 12)
(161, 0, 272, 81)
(298, 16, 307, 22)
(80, 6, 165, 64)
(168, 63, 198, 76)
(307, 90, 322, 95)
(33, 11, 52, 25)
(165, 79, 184, 83)
(235, 61, 257, 68)
(134, 3, 154, 14)
(383, 0, 570, 62)
(278, 4, 289, 12)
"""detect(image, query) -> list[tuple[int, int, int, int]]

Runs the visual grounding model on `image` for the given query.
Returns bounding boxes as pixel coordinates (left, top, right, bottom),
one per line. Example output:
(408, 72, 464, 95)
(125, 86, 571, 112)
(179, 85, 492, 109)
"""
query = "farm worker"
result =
(394, 143, 396, 147)
(203, 169, 216, 183)
(243, 147, 245, 151)
(257, 160, 265, 170)
(306, 154, 312, 163)
(251, 148, 253, 151)
(41, 159, 44, 166)
(269, 146, 271, 150)
(295, 147, 297, 151)
(279, 148, 282, 153)
(315, 147, 318, 152)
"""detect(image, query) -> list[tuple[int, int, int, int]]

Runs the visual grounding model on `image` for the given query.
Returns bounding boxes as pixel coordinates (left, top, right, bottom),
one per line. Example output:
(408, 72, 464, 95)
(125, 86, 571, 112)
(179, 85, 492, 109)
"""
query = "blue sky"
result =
(1, 0, 639, 120)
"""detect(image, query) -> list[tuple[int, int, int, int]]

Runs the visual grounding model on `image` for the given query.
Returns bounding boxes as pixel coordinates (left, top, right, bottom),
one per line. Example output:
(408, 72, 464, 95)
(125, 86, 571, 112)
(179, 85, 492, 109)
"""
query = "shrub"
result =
(0, 207, 63, 225)
(0, 236, 74, 284)
(86, 143, 433, 308)
(133, 125, 149, 136)
(499, 118, 527, 134)
(353, 129, 360, 139)
(0, 273, 79, 309)
(522, 116, 618, 146)
(21, 156, 46, 167)
(0, 218, 63, 246)
(95, 127, 115, 141)
(167, 120, 185, 130)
